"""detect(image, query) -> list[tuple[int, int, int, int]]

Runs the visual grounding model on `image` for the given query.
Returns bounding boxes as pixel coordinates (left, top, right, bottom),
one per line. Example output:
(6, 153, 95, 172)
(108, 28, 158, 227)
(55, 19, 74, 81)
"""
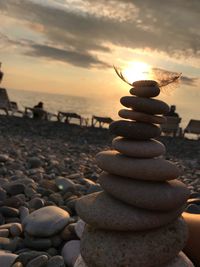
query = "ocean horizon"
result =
(7, 87, 199, 130)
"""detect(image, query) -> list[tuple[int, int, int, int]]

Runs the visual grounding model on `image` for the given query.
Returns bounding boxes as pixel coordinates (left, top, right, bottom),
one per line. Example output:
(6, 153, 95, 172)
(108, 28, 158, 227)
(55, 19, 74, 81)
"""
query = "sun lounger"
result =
(183, 120, 200, 139)
(161, 116, 182, 137)
(57, 111, 88, 126)
(91, 116, 113, 128)
(0, 88, 23, 116)
(24, 106, 57, 121)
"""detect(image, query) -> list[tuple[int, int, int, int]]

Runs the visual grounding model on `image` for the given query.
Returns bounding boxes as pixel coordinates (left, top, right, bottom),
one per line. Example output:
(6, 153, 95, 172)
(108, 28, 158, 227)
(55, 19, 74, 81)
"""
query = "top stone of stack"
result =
(130, 80, 160, 98)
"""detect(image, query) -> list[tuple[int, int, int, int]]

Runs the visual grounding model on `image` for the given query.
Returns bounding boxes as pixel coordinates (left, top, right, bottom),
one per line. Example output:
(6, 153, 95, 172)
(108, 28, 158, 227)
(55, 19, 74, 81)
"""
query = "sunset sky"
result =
(0, 0, 199, 118)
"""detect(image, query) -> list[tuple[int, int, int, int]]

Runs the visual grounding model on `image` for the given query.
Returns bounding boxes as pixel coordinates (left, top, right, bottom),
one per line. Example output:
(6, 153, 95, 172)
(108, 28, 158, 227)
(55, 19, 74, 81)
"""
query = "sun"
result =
(123, 61, 152, 84)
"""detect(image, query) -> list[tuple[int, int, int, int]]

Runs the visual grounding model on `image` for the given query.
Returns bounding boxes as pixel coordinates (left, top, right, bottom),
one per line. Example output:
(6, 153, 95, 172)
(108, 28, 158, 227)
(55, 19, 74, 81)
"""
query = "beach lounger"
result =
(24, 106, 57, 121)
(0, 88, 23, 116)
(57, 111, 88, 126)
(161, 116, 182, 137)
(91, 116, 113, 128)
(183, 120, 200, 139)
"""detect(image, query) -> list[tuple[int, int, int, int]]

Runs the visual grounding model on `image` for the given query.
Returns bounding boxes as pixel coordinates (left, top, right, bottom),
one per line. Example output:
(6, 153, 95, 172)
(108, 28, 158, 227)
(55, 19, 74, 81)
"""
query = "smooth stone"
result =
(99, 173, 189, 211)
(26, 255, 48, 267)
(81, 218, 188, 267)
(132, 80, 158, 87)
(130, 85, 160, 97)
(0, 154, 9, 162)
(112, 137, 166, 158)
(185, 204, 200, 214)
(0, 206, 19, 217)
(5, 183, 25, 196)
(118, 109, 166, 124)
(120, 96, 169, 114)
(28, 157, 42, 168)
(0, 237, 17, 251)
(23, 206, 70, 237)
(162, 252, 194, 267)
(12, 262, 24, 267)
(74, 255, 87, 267)
(75, 219, 86, 239)
(61, 240, 80, 266)
(0, 251, 18, 266)
(0, 229, 9, 237)
(187, 198, 200, 205)
(10, 223, 23, 237)
(19, 206, 29, 222)
(96, 151, 180, 181)
(46, 255, 65, 267)
(55, 177, 75, 192)
(17, 251, 49, 266)
(76, 192, 184, 231)
(29, 198, 45, 210)
(24, 236, 52, 250)
(109, 120, 161, 140)
(0, 188, 7, 201)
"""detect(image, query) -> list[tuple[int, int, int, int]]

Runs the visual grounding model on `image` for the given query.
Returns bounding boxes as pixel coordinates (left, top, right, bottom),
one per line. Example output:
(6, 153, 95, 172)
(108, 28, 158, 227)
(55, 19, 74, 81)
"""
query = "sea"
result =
(6, 88, 199, 131)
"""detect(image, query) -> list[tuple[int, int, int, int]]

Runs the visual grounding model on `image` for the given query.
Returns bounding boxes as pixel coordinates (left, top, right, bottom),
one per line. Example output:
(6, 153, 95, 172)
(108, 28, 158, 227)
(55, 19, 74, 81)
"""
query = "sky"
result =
(0, 0, 199, 119)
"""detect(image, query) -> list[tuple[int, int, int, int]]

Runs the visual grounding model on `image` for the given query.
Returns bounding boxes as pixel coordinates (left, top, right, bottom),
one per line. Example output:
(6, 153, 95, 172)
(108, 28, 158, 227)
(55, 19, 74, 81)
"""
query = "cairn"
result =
(76, 80, 194, 267)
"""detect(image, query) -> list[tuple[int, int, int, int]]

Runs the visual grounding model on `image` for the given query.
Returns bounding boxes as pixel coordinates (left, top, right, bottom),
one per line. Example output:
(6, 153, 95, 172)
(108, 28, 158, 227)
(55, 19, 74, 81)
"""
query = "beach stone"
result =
(28, 157, 42, 168)
(112, 137, 166, 158)
(6, 183, 25, 196)
(12, 262, 24, 267)
(23, 206, 70, 237)
(76, 191, 184, 231)
(26, 255, 48, 267)
(185, 204, 200, 214)
(75, 219, 86, 239)
(0, 251, 18, 266)
(118, 109, 166, 124)
(74, 255, 88, 267)
(46, 255, 65, 267)
(0, 229, 9, 237)
(3, 195, 24, 208)
(99, 173, 189, 211)
(61, 240, 80, 266)
(109, 120, 161, 140)
(96, 151, 180, 181)
(24, 235, 52, 250)
(29, 197, 45, 209)
(10, 223, 23, 237)
(55, 177, 75, 192)
(120, 96, 169, 114)
(0, 214, 5, 225)
(162, 252, 194, 267)
(0, 237, 17, 251)
(130, 85, 160, 97)
(0, 154, 9, 162)
(0, 206, 19, 217)
(132, 80, 158, 87)
(17, 251, 49, 266)
(0, 188, 7, 201)
(19, 206, 29, 222)
(81, 218, 188, 267)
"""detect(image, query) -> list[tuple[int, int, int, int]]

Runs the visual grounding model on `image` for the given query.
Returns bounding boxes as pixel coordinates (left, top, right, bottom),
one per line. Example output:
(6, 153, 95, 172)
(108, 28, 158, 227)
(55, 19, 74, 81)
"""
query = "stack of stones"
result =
(76, 80, 194, 267)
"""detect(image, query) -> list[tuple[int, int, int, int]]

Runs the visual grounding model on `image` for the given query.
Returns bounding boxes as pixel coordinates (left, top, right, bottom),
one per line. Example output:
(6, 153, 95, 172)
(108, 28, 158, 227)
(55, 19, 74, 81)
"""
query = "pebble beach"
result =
(0, 114, 199, 266)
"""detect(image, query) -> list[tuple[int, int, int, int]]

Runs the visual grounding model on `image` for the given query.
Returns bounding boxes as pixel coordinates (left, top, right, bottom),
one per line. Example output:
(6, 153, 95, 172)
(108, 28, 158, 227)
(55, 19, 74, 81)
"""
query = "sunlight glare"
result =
(123, 61, 151, 84)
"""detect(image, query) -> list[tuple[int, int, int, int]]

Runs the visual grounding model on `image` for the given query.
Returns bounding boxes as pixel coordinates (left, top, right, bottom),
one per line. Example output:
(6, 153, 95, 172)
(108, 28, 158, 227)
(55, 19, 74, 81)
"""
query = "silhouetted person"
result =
(166, 105, 179, 117)
(0, 62, 4, 83)
(33, 102, 47, 120)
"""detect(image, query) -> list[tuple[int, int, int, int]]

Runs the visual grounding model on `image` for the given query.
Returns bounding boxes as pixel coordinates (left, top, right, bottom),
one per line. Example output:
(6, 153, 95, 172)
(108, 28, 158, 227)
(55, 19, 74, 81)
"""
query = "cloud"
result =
(0, 0, 200, 68)
(26, 43, 111, 68)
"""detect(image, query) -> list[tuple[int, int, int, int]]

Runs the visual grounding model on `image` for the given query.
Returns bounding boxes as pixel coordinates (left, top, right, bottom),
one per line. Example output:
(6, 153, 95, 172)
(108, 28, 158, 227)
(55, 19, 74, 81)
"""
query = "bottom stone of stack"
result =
(74, 252, 194, 267)
(80, 218, 188, 267)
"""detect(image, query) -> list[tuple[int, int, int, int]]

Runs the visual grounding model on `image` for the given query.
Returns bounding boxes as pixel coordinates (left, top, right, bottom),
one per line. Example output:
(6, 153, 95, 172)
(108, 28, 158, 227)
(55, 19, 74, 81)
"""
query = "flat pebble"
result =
(61, 240, 80, 267)
(109, 120, 161, 140)
(130, 85, 160, 97)
(46, 255, 65, 267)
(96, 150, 180, 181)
(0, 250, 18, 266)
(76, 191, 184, 231)
(26, 255, 48, 267)
(112, 137, 166, 158)
(23, 206, 70, 237)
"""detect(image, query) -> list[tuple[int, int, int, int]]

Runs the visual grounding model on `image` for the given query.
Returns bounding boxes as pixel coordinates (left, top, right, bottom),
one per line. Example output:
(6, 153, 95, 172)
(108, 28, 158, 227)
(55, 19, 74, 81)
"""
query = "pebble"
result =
(96, 150, 180, 181)
(185, 204, 200, 214)
(99, 173, 189, 211)
(0, 250, 18, 266)
(120, 96, 169, 114)
(0, 187, 7, 201)
(10, 223, 23, 237)
(76, 191, 184, 231)
(75, 219, 86, 239)
(118, 109, 166, 124)
(109, 120, 161, 140)
(0, 229, 9, 237)
(132, 80, 158, 87)
(23, 206, 70, 237)
(112, 137, 166, 158)
(0, 154, 9, 162)
(81, 218, 188, 267)
(129, 85, 160, 97)
(0, 206, 19, 217)
(26, 255, 48, 267)
(5, 183, 25, 196)
(74, 255, 88, 267)
(55, 177, 75, 192)
(17, 251, 49, 266)
(61, 240, 80, 266)
(12, 262, 24, 267)
(28, 157, 42, 168)
(163, 252, 194, 267)
(46, 255, 65, 267)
